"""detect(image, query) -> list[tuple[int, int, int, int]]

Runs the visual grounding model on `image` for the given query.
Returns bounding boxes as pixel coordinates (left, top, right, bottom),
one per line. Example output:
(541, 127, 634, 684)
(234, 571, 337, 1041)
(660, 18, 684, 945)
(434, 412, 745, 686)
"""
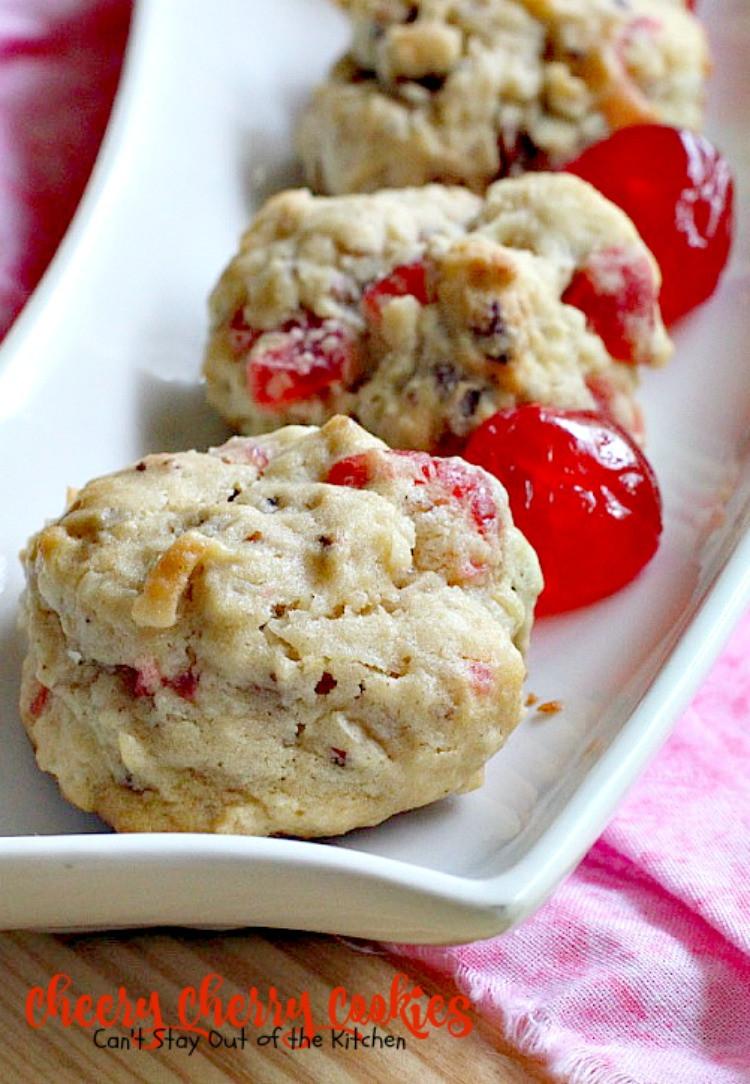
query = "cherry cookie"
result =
(19, 417, 542, 837)
(296, 0, 708, 195)
(204, 174, 671, 451)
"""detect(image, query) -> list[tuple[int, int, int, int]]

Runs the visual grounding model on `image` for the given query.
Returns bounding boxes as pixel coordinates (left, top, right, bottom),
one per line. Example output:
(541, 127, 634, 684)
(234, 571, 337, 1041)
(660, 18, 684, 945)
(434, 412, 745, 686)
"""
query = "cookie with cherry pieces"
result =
(204, 173, 671, 451)
(19, 416, 541, 837)
(296, 0, 708, 195)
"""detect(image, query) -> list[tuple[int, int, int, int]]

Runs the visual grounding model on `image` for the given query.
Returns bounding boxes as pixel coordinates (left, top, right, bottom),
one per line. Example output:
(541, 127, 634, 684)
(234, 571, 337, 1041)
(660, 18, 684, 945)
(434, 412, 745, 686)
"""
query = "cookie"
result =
(204, 173, 671, 451)
(296, 0, 709, 194)
(19, 416, 542, 837)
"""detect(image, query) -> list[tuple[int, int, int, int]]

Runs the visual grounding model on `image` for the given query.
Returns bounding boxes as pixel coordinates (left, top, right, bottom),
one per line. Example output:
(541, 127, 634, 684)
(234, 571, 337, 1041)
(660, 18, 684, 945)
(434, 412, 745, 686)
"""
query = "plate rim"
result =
(0, 0, 748, 942)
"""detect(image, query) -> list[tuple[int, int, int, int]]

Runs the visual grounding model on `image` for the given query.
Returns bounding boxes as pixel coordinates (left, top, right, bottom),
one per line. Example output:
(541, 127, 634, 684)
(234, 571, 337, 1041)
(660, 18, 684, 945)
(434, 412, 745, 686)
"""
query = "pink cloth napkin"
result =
(3, 4, 749, 1082)
(395, 607, 750, 1083)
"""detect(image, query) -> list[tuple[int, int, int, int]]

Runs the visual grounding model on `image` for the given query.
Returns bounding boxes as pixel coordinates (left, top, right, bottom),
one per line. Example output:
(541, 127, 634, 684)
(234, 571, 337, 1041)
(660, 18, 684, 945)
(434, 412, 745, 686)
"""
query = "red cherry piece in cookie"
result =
(325, 452, 375, 489)
(326, 449, 498, 536)
(122, 658, 163, 698)
(29, 684, 50, 717)
(391, 451, 498, 536)
(617, 15, 661, 62)
(468, 661, 494, 696)
(221, 442, 270, 472)
(362, 261, 429, 324)
(562, 246, 657, 364)
(464, 405, 662, 615)
(247, 316, 358, 408)
(166, 669, 200, 702)
(565, 125, 734, 324)
(121, 660, 200, 701)
(228, 307, 263, 355)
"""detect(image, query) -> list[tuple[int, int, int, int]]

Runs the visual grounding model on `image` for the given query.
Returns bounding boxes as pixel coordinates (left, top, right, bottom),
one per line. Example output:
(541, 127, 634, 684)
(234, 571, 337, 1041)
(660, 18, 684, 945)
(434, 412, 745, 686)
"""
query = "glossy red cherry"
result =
(564, 125, 734, 324)
(463, 405, 663, 614)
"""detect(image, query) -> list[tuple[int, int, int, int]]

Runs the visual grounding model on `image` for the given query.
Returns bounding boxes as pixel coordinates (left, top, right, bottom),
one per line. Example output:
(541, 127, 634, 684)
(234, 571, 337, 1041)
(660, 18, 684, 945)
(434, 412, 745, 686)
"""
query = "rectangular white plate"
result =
(0, 0, 748, 943)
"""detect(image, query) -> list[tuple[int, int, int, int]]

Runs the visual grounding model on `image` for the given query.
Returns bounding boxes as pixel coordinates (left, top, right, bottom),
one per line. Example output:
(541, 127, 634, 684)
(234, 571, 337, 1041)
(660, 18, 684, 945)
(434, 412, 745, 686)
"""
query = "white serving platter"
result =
(0, 0, 748, 943)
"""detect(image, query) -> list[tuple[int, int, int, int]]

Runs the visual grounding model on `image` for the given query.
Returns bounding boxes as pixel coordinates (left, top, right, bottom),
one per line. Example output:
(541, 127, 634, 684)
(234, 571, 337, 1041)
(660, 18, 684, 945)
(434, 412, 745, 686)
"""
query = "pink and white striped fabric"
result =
(3, 4, 749, 1081)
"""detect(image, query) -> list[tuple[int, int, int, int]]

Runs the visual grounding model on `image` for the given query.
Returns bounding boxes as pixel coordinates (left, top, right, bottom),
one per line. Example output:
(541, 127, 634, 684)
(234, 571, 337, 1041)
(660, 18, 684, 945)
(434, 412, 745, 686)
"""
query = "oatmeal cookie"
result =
(204, 174, 671, 450)
(296, 0, 709, 194)
(19, 416, 542, 837)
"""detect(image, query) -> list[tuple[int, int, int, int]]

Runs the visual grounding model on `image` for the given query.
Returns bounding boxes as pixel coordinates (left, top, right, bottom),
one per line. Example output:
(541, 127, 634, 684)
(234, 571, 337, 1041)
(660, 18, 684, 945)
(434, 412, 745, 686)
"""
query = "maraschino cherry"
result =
(565, 125, 734, 324)
(464, 405, 663, 614)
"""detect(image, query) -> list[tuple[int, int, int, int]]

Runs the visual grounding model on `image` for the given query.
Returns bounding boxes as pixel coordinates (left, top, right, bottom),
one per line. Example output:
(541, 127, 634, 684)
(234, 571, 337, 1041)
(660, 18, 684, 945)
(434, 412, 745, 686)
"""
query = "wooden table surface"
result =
(0, 928, 555, 1082)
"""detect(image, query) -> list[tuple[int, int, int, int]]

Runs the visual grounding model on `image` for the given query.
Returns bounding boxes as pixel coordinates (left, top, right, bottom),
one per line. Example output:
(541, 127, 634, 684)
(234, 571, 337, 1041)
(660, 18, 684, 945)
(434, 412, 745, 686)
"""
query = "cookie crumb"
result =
(536, 700, 563, 715)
